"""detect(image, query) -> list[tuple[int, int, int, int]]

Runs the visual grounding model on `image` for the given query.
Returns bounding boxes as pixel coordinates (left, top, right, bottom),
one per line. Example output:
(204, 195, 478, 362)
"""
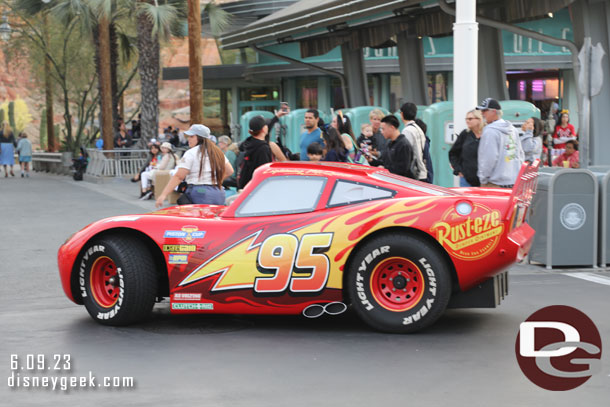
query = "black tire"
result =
(347, 233, 451, 333)
(78, 235, 157, 326)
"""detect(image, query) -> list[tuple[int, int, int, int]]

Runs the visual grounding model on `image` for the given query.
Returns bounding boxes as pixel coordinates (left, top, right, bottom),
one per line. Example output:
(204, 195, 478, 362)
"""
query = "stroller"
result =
(72, 147, 88, 181)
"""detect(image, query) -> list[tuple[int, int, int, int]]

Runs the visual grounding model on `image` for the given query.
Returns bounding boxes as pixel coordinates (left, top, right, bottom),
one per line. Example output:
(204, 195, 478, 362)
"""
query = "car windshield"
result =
(236, 176, 327, 217)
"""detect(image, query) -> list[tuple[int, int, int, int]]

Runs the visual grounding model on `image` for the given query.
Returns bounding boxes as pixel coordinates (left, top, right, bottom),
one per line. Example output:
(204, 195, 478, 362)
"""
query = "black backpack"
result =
(423, 135, 434, 184)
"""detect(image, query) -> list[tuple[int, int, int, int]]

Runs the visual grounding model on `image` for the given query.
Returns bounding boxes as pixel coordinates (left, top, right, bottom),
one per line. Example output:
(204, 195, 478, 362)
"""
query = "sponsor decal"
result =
(560, 203, 586, 231)
(163, 244, 197, 253)
(164, 226, 205, 243)
(515, 305, 602, 391)
(168, 254, 189, 264)
(173, 293, 202, 301)
(171, 303, 214, 310)
(431, 203, 504, 260)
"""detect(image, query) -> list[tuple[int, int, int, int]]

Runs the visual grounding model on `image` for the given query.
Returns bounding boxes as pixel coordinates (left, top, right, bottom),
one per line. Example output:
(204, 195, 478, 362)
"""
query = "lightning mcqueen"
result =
(58, 161, 539, 333)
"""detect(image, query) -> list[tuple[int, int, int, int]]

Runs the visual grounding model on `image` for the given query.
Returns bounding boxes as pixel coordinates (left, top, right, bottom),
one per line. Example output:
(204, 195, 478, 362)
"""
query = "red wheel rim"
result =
(369, 257, 425, 312)
(90, 256, 120, 308)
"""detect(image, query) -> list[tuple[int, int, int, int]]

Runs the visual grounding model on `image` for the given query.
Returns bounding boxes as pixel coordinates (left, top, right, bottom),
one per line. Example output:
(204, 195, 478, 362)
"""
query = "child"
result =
(307, 142, 324, 162)
(16, 132, 32, 178)
(356, 123, 379, 161)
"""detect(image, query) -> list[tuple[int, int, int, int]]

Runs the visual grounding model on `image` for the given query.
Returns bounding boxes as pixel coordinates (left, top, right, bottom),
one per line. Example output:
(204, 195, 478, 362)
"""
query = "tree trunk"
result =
(110, 22, 120, 132)
(137, 2, 160, 143)
(43, 14, 55, 152)
(98, 16, 114, 151)
(188, 0, 203, 124)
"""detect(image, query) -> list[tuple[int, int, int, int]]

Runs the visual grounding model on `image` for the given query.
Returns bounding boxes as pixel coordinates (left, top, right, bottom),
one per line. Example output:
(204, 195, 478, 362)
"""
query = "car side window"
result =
(236, 176, 327, 217)
(327, 180, 395, 208)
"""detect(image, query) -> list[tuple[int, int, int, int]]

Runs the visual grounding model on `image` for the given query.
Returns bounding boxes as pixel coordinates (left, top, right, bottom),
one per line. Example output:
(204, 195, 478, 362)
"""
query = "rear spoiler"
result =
(505, 159, 541, 223)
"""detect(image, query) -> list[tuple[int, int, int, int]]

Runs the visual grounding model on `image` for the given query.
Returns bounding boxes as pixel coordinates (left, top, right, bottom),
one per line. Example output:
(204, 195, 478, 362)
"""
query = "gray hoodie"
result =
(520, 130, 542, 163)
(477, 119, 524, 186)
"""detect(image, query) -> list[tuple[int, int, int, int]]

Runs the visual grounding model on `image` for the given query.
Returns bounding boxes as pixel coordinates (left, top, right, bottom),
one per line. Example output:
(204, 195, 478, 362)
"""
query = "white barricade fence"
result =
(85, 149, 150, 178)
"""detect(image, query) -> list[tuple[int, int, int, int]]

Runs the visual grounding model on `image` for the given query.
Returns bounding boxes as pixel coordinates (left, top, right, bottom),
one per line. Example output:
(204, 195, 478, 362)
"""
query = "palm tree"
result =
(135, 0, 186, 142)
(188, 0, 231, 124)
(53, 0, 136, 145)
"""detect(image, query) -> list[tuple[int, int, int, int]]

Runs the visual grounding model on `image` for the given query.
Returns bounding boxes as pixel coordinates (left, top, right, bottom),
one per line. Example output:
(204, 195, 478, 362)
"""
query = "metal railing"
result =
(85, 148, 150, 178)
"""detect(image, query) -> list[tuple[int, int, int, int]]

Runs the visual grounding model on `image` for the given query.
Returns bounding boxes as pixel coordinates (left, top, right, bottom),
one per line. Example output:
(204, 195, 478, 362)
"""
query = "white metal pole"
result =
(452, 0, 478, 186)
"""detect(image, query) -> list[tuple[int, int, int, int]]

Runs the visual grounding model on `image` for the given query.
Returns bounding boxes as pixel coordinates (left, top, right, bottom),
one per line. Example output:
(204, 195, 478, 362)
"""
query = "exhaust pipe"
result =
(302, 302, 347, 318)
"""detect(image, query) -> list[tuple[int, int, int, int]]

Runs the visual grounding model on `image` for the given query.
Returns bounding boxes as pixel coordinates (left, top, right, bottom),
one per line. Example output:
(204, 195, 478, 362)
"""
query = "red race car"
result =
(58, 161, 539, 333)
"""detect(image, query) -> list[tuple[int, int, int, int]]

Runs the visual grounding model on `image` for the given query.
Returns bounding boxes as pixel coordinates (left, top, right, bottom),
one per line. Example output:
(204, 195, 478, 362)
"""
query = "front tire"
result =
(78, 235, 157, 326)
(347, 233, 451, 333)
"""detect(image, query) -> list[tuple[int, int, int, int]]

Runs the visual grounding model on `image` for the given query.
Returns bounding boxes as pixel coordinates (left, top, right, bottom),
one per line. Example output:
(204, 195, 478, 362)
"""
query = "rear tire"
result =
(347, 233, 451, 333)
(78, 235, 157, 326)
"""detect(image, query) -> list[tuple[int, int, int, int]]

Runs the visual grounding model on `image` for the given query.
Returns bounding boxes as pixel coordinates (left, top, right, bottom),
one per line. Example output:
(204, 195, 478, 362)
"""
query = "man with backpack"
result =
(237, 116, 273, 189)
(400, 102, 429, 182)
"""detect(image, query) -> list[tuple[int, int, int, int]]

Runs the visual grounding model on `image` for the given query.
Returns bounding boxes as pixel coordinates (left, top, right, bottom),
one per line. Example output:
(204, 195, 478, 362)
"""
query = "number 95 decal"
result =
(255, 233, 333, 294)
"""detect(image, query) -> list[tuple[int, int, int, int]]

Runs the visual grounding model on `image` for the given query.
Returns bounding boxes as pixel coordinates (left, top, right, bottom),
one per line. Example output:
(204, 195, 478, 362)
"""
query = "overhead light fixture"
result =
(328, 22, 348, 32)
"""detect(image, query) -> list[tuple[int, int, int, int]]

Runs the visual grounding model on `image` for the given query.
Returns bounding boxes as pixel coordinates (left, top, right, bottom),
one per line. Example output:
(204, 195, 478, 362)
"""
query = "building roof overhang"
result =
(220, 0, 576, 58)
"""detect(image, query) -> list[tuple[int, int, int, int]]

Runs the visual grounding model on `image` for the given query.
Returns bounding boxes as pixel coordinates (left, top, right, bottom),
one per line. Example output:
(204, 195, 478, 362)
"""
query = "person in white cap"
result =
(155, 124, 233, 206)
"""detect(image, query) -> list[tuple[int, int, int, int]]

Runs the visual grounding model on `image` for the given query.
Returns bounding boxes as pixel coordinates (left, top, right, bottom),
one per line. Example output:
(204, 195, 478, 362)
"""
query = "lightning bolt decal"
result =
(179, 230, 264, 288)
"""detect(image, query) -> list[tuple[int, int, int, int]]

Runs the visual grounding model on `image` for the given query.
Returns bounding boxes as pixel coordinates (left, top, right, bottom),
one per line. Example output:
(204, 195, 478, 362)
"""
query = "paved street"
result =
(1, 171, 609, 406)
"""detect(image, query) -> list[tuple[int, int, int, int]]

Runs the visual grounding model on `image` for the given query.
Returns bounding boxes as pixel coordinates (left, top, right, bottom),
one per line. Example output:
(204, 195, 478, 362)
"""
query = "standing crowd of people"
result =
(1, 98, 579, 207)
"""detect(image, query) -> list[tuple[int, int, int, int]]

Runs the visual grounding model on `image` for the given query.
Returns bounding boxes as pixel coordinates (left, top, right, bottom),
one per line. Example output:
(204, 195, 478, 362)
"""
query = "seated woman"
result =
(132, 140, 160, 184)
(155, 124, 234, 206)
(140, 142, 178, 200)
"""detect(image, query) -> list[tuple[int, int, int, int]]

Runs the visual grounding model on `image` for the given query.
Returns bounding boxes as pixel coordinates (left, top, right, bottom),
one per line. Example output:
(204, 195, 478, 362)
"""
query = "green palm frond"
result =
(117, 30, 136, 61)
(137, 1, 180, 42)
(12, 0, 49, 16)
(49, 0, 93, 30)
(203, 1, 232, 37)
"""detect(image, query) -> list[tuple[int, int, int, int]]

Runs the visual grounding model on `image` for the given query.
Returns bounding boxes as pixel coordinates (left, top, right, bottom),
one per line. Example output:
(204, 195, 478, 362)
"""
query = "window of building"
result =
(236, 176, 327, 217)
(330, 78, 346, 110)
(296, 78, 318, 109)
(328, 180, 395, 208)
(507, 71, 562, 120)
(390, 72, 449, 111)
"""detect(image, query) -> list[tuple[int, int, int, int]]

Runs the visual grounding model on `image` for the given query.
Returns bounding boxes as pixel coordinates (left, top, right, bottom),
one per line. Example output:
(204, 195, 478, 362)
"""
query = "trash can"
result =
(589, 166, 610, 266)
(529, 168, 598, 269)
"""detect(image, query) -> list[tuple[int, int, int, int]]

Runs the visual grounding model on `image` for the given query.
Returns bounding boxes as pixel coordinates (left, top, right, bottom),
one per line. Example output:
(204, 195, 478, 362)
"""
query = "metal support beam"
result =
(478, 24, 508, 100)
(570, 0, 610, 167)
(340, 43, 370, 107)
(397, 31, 429, 105)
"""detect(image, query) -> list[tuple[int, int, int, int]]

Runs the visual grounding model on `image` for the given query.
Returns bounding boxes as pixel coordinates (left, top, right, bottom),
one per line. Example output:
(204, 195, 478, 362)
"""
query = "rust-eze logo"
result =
(431, 203, 503, 260)
(515, 305, 602, 391)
